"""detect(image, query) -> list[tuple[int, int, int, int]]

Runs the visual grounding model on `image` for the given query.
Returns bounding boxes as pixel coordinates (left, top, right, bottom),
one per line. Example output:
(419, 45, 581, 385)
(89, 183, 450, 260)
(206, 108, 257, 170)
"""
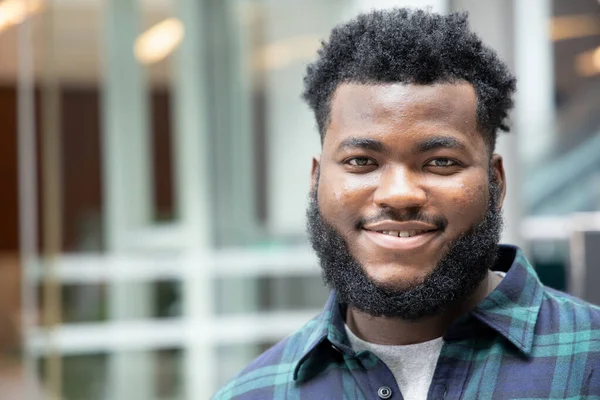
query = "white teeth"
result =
(380, 231, 399, 237)
(377, 230, 427, 238)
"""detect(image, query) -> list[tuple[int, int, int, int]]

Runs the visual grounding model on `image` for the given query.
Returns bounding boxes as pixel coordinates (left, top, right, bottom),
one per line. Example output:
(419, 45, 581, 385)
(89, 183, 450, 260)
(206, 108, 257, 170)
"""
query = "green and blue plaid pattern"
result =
(213, 246, 600, 399)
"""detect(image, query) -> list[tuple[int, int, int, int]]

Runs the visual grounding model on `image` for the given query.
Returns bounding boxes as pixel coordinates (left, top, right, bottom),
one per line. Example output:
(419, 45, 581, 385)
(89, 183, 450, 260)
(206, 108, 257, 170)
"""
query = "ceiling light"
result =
(551, 15, 600, 41)
(575, 46, 600, 77)
(134, 18, 184, 65)
(0, 0, 44, 33)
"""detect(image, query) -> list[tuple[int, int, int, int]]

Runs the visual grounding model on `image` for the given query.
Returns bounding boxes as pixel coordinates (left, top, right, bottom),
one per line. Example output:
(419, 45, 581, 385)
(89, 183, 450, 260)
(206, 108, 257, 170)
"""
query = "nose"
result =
(373, 166, 427, 210)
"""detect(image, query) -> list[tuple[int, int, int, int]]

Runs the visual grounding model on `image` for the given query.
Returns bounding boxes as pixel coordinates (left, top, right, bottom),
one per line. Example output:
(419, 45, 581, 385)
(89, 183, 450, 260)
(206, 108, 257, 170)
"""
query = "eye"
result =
(425, 158, 459, 168)
(345, 157, 377, 167)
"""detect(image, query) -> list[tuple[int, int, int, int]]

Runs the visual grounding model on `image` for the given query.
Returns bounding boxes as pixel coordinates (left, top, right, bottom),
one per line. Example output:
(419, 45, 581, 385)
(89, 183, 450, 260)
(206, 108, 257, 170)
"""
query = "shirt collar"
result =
(292, 292, 346, 382)
(466, 245, 544, 355)
(293, 245, 544, 382)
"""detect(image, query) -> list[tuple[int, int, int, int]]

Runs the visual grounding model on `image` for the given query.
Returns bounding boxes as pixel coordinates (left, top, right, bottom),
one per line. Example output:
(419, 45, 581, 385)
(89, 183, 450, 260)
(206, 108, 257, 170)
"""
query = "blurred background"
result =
(0, 0, 599, 398)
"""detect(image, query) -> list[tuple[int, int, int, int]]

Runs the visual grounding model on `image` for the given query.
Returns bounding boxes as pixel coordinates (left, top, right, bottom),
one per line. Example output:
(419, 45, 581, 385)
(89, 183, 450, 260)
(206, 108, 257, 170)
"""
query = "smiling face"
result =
(308, 82, 506, 317)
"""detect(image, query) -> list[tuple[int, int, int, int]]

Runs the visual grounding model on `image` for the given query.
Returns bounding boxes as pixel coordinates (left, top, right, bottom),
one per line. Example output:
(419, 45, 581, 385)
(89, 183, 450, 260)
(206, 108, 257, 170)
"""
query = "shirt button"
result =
(377, 386, 392, 399)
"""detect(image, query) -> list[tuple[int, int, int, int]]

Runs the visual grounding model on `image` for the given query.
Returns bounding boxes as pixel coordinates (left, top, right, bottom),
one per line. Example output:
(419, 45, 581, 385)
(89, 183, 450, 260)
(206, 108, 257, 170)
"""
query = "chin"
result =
(363, 261, 433, 292)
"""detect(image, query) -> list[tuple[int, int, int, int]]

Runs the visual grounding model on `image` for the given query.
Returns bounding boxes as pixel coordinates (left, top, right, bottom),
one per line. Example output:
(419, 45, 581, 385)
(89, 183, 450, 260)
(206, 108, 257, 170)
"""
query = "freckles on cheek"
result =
(444, 181, 487, 219)
(464, 183, 489, 213)
(473, 181, 488, 201)
(324, 186, 368, 228)
(331, 189, 359, 217)
(332, 177, 371, 204)
(332, 189, 345, 204)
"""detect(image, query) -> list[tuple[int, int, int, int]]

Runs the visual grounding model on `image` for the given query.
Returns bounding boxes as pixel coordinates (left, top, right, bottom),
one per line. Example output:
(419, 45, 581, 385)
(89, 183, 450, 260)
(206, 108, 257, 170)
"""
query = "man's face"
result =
(308, 82, 506, 319)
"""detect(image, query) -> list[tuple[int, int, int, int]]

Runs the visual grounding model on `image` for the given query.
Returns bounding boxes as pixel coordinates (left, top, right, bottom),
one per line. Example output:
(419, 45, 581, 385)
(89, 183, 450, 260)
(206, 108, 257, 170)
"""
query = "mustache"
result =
(356, 209, 448, 231)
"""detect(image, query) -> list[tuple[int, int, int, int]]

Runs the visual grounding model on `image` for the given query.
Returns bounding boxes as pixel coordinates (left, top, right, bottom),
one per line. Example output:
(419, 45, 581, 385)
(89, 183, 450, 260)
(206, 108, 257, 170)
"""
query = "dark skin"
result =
(311, 82, 506, 345)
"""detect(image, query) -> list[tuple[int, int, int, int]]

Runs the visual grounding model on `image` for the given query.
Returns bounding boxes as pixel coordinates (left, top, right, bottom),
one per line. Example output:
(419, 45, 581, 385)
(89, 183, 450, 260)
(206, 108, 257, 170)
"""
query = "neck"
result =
(345, 270, 501, 345)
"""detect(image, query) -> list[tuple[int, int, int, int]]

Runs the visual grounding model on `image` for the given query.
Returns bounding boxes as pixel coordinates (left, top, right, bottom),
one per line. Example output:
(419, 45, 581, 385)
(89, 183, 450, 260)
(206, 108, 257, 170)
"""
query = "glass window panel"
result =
(36, 350, 184, 400)
(525, 0, 600, 216)
(530, 239, 570, 291)
(214, 275, 328, 315)
(216, 342, 275, 388)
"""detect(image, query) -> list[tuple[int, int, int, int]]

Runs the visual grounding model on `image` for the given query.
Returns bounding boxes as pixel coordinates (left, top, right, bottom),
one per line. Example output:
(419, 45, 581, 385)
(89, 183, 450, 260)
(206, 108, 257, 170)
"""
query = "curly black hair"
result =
(302, 8, 517, 153)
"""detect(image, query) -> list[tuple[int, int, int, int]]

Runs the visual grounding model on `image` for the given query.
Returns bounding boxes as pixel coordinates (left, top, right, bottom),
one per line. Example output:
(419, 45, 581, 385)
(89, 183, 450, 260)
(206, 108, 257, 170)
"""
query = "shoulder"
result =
(211, 313, 326, 400)
(542, 286, 600, 315)
(537, 285, 600, 334)
(532, 287, 600, 388)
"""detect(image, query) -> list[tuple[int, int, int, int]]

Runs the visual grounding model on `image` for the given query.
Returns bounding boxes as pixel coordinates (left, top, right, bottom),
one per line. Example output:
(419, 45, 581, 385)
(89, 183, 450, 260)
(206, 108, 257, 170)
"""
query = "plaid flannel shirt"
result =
(213, 245, 600, 399)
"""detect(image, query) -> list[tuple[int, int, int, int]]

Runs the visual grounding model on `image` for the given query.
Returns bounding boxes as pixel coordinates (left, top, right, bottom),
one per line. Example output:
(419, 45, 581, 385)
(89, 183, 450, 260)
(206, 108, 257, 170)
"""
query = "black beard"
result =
(306, 175, 504, 321)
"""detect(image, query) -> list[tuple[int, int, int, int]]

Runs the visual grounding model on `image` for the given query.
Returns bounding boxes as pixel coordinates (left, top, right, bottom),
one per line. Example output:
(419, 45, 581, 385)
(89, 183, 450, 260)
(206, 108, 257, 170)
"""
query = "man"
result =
(214, 8, 600, 400)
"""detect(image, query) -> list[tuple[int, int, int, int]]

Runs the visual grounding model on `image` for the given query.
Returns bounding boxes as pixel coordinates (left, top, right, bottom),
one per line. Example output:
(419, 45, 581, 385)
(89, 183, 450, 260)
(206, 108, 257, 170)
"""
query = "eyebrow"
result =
(414, 136, 466, 153)
(336, 137, 386, 153)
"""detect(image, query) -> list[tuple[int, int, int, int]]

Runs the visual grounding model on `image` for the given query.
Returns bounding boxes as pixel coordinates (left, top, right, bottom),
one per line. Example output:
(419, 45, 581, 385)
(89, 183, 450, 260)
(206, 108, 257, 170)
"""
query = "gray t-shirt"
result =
(344, 272, 506, 398)
(345, 325, 443, 400)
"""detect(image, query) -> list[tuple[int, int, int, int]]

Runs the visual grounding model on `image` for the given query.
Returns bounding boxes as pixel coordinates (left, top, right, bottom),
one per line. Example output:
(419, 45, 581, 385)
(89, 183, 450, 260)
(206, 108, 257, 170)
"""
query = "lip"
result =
(363, 220, 439, 232)
(363, 229, 439, 251)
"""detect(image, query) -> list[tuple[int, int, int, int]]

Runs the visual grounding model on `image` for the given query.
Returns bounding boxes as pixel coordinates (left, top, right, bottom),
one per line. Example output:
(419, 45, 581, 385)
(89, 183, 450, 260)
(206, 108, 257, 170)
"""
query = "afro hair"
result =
(302, 8, 517, 152)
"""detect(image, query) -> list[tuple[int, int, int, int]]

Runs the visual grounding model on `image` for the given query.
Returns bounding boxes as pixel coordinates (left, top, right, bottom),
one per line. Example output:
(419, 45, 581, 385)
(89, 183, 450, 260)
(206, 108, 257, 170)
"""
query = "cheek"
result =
(433, 179, 488, 223)
(318, 175, 373, 226)
(338, 173, 376, 195)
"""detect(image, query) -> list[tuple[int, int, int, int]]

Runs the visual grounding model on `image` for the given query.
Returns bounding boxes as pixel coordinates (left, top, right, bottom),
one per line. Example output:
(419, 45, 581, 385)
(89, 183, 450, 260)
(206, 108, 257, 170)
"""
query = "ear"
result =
(490, 154, 506, 209)
(311, 155, 321, 192)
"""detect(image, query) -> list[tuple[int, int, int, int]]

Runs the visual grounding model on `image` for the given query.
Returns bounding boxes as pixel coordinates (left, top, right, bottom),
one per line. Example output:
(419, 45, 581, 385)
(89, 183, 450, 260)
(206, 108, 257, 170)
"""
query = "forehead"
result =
(324, 82, 484, 153)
